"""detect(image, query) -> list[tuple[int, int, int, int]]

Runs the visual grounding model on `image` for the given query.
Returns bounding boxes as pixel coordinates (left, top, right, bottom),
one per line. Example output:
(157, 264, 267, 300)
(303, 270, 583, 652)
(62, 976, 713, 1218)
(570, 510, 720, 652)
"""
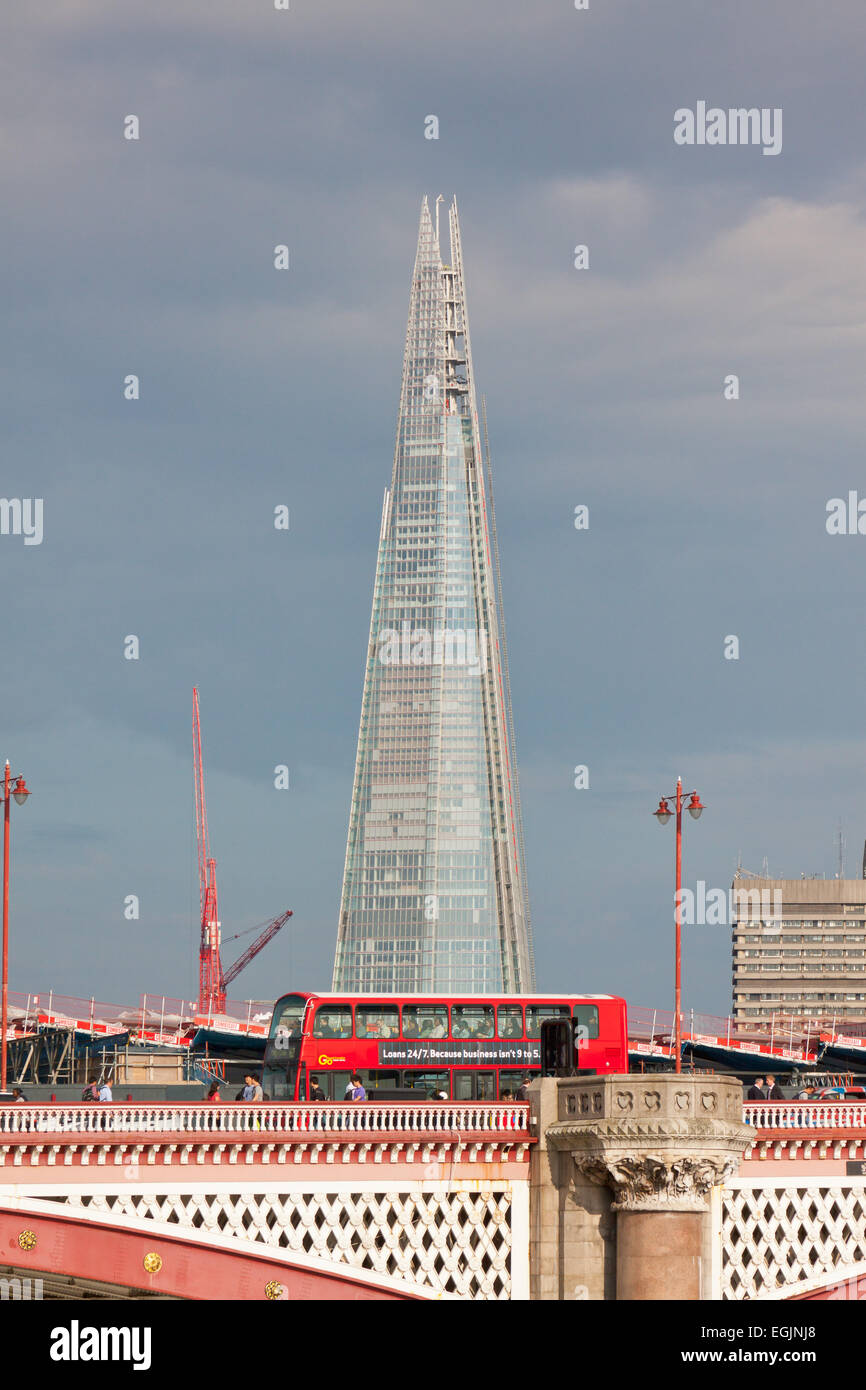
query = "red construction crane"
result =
(193, 688, 223, 1016)
(222, 910, 293, 990)
(192, 689, 292, 1016)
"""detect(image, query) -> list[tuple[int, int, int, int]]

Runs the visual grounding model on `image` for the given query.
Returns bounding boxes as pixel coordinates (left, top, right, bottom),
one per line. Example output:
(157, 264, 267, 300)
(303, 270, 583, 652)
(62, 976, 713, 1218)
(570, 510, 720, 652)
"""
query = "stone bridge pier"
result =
(527, 1074, 752, 1300)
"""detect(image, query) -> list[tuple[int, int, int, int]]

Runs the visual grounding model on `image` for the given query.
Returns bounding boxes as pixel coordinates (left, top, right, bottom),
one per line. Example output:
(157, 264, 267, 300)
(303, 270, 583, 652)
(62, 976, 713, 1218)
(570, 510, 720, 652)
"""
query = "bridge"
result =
(1, 1088, 865, 1300)
(0, 1101, 531, 1301)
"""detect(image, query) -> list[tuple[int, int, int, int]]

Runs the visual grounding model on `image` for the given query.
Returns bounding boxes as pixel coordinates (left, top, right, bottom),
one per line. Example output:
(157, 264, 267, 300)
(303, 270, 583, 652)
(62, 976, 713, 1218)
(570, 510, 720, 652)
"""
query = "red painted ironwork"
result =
(653, 776, 704, 1074)
(1, 764, 30, 1094)
(192, 691, 292, 1017)
(193, 688, 223, 1017)
(222, 910, 293, 991)
(0, 1201, 421, 1300)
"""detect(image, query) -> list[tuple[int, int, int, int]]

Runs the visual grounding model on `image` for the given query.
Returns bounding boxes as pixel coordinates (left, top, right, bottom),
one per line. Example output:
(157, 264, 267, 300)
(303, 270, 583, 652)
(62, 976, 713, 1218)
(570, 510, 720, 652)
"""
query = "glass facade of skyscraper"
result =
(333, 197, 535, 994)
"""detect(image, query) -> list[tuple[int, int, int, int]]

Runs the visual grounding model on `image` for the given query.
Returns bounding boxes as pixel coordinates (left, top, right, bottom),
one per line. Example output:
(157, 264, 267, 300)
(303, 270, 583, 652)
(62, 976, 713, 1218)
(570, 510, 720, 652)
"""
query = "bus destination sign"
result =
(378, 1039, 541, 1065)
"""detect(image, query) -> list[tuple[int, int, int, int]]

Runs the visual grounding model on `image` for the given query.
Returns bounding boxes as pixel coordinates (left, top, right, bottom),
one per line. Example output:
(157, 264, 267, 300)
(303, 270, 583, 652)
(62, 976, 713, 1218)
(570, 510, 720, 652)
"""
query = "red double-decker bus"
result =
(262, 992, 628, 1101)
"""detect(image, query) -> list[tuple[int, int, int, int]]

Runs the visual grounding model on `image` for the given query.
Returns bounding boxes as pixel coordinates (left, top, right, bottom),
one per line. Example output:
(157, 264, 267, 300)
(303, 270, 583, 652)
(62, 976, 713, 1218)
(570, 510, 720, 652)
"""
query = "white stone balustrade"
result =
(0, 1101, 530, 1138)
(4, 1100, 863, 1140)
(743, 1101, 866, 1129)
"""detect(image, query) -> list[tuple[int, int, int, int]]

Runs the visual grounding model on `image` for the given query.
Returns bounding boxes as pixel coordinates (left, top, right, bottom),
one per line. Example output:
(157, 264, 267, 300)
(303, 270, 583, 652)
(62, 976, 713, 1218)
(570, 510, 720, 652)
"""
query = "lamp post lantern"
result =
(653, 775, 704, 1074)
(1, 762, 31, 1093)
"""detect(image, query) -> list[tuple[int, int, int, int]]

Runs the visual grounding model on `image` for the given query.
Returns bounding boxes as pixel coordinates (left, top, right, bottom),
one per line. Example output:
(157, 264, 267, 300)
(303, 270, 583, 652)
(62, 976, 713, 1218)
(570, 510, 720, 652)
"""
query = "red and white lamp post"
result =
(1, 762, 31, 1094)
(653, 776, 704, 1075)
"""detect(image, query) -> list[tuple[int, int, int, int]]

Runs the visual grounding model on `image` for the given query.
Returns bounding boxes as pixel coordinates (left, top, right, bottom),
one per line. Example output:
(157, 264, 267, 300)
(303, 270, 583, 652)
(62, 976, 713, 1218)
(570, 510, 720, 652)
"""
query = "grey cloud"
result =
(3, 1, 865, 1018)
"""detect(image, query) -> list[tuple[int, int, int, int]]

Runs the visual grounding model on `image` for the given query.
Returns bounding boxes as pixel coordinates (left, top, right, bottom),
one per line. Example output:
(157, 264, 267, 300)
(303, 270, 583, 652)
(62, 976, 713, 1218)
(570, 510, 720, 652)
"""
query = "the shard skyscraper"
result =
(333, 197, 535, 995)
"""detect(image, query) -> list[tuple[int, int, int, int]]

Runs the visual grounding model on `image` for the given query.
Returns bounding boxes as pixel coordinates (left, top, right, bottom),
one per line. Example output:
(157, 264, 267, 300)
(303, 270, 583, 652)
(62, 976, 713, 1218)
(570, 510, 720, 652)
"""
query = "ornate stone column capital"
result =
(539, 1074, 752, 1213)
(574, 1149, 740, 1212)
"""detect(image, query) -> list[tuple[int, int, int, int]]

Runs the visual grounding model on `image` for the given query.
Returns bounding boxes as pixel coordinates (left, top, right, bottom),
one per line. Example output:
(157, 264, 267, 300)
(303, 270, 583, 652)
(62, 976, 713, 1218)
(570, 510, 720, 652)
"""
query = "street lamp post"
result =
(653, 776, 704, 1075)
(1, 762, 31, 1093)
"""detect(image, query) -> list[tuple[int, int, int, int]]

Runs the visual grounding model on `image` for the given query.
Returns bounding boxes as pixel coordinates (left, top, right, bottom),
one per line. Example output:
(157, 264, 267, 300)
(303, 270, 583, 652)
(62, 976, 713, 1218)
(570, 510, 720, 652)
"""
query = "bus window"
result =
(356, 1004, 399, 1039)
(312, 1005, 353, 1039)
(271, 994, 307, 1040)
(402, 1071, 449, 1098)
(499, 1070, 527, 1099)
(454, 1070, 496, 1101)
(321, 1073, 351, 1101)
(526, 1004, 570, 1038)
(402, 1004, 448, 1039)
(497, 1005, 523, 1039)
(452, 1004, 494, 1039)
(358, 1070, 448, 1098)
(573, 1004, 600, 1040)
(363, 1069, 400, 1093)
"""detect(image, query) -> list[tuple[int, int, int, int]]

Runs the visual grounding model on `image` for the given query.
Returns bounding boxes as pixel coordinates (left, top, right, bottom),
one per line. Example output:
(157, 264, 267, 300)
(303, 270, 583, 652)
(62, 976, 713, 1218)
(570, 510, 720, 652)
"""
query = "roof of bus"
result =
(275, 992, 621, 1002)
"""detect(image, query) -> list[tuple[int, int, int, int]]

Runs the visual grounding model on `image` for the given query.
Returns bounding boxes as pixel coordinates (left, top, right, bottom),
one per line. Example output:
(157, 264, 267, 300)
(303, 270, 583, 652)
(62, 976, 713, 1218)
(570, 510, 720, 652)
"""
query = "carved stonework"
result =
(576, 1152, 740, 1212)
(540, 1074, 752, 1214)
(553, 1073, 745, 1127)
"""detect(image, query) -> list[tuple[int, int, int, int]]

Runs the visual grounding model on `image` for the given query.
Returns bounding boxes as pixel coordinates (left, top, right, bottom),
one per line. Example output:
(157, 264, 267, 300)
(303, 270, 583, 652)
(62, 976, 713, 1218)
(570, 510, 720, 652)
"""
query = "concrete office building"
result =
(732, 875, 866, 1031)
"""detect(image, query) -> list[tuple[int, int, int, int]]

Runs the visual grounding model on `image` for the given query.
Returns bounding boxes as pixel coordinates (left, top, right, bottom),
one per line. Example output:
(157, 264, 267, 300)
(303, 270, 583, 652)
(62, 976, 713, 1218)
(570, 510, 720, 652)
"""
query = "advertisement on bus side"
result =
(378, 1039, 542, 1065)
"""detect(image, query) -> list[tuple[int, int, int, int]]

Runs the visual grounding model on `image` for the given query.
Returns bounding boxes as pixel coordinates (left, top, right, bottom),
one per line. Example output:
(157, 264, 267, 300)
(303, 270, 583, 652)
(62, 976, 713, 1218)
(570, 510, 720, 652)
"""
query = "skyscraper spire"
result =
(333, 197, 535, 994)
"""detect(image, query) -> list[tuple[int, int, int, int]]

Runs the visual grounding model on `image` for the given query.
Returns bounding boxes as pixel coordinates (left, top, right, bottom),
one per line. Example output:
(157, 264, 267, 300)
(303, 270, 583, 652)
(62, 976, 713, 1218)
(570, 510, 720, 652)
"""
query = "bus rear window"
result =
(526, 1004, 570, 1038)
(356, 1004, 399, 1038)
(573, 1004, 599, 1039)
(312, 1005, 353, 1039)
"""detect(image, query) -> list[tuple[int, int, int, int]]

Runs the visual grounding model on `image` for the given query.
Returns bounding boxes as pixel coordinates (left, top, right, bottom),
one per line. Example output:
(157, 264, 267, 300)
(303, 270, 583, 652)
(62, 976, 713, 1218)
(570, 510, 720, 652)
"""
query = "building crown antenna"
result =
(836, 818, 846, 878)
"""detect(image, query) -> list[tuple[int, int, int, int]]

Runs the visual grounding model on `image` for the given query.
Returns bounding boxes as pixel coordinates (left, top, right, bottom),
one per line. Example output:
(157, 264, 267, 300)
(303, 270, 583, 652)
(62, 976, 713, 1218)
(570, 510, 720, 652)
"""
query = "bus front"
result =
(263, 993, 311, 1100)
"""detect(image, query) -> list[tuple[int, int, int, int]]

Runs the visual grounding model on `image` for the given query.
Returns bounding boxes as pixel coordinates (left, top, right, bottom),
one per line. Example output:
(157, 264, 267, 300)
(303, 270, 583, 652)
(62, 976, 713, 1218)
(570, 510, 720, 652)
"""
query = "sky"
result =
(3, 0, 866, 1019)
